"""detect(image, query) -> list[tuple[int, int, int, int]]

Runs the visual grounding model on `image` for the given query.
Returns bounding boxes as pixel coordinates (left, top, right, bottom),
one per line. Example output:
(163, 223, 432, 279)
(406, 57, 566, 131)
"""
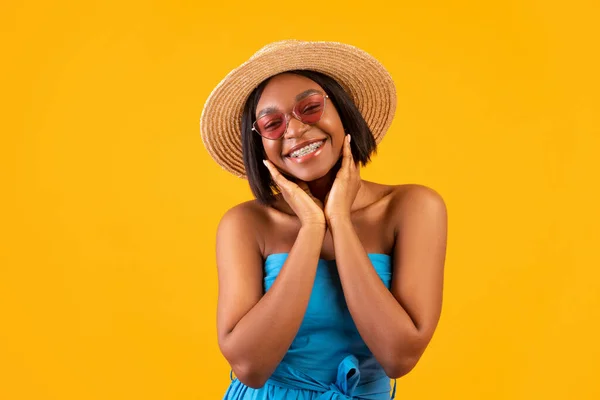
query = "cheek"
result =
(261, 139, 281, 159)
(318, 112, 344, 133)
(317, 112, 345, 152)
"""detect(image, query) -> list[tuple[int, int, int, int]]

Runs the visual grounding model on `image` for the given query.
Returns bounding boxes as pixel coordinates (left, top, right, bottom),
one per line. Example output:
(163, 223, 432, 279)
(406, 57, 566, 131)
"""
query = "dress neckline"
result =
(265, 253, 391, 262)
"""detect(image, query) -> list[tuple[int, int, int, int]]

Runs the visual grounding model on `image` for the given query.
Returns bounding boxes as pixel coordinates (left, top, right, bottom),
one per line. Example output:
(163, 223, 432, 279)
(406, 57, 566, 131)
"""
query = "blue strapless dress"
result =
(223, 253, 397, 399)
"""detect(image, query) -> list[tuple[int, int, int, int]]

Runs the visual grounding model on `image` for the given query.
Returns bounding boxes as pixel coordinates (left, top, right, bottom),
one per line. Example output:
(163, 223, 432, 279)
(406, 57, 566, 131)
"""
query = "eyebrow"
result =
(256, 89, 323, 119)
(295, 89, 322, 101)
(256, 106, 279, 120)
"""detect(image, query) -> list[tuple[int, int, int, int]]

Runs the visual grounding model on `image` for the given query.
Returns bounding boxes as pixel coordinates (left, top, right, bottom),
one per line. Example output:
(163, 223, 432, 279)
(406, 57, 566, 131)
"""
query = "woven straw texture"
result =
(200, 40, 397, 178)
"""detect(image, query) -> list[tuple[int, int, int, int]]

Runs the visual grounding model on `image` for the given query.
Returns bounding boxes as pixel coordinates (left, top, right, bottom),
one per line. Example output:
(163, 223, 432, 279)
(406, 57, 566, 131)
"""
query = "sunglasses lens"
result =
(294, 94, 326, 124)
(255, 112, 286, 139)
(254, 94, 326, 139)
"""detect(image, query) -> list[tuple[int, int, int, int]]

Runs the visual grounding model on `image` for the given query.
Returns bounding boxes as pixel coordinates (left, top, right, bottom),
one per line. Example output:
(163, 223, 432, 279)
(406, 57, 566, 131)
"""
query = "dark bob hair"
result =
(241, 70, 377, 205)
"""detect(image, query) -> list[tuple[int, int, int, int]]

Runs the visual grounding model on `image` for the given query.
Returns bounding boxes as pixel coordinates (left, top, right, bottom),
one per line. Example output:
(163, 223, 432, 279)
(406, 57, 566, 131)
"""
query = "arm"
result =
(216, 204, 325, 388)
(330, 185, 447, 378)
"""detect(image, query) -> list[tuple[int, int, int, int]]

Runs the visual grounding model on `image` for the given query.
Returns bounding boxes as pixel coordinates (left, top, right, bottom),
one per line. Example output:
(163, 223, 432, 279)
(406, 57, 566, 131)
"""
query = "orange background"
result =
(2, 0, 599, 399)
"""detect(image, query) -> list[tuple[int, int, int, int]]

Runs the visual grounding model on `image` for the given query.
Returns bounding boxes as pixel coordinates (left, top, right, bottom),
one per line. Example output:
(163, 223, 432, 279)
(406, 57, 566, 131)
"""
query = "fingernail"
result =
(262, 160, 267, 166)
(347, 135, 351, 143)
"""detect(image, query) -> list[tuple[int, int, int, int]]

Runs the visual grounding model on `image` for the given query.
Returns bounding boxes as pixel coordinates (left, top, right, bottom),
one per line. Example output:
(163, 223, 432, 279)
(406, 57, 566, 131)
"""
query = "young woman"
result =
(200, 40, 448, 400)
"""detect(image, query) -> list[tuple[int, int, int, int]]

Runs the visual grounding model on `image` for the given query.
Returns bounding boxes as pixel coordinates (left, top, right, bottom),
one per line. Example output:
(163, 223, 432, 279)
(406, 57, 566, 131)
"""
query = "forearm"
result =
(329, 218, 421, 377)
(222, 224, 325, 386)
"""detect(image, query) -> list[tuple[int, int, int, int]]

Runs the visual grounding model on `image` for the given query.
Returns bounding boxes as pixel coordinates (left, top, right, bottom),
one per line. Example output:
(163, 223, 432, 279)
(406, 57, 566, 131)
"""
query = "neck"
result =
(306, 171, 336, 203)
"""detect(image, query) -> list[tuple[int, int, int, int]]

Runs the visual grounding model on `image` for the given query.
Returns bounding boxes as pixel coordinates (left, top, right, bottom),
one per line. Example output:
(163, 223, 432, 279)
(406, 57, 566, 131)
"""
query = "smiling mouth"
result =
(287, 140, 326, 158)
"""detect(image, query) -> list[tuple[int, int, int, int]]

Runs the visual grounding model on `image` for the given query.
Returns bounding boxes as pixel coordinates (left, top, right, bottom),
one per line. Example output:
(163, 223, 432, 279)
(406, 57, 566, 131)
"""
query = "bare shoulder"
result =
(219, 199, 270, 228)
(390, 184, 446, 206)
(361, 181, 447, 221)
(362, 181, 445, 209)
(217, 199, 271, 256)
(387, 184, 448, 227)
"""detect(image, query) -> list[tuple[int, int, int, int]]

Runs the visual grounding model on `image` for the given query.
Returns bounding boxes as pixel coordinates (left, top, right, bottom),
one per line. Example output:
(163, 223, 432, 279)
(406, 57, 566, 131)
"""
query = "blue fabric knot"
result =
(266, 354, 395, 399)
(313, 355, 360, 399)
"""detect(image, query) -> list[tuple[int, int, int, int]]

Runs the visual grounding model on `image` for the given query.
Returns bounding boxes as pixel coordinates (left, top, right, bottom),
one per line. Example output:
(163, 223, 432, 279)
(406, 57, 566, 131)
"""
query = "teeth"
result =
(290, 141, 324, 158)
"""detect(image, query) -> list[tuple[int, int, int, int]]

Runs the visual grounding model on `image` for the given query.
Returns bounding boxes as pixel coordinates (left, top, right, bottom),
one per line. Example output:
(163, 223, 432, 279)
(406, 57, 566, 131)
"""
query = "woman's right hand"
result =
(263, 160, 325, 228)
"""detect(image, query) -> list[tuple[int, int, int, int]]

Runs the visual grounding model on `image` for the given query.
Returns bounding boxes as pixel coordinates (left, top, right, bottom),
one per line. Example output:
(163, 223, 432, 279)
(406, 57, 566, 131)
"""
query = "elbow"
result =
(220, 337, 272, 388)
(381, 349, 423, 379)
(383, 358, 419, 379)
(230, 361, 272, 389)
(383, 330, 434, 378)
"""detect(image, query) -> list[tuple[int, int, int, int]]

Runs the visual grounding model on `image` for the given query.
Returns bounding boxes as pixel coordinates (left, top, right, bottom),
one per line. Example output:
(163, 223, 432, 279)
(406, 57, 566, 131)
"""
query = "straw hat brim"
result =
(200, 40, 397, 178)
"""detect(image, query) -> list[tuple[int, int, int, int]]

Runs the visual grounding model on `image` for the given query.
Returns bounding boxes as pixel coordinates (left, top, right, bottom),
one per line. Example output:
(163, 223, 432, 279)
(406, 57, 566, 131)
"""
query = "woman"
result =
(200, 40, 448, 399)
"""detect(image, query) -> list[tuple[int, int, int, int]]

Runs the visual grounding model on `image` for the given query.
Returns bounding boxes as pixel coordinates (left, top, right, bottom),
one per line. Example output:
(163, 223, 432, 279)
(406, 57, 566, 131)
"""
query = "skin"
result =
(216, 73, 448, 389)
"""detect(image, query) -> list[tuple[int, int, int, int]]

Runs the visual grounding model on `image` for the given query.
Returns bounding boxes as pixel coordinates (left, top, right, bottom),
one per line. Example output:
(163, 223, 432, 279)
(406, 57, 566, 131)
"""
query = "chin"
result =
(284, 162, 333, 183)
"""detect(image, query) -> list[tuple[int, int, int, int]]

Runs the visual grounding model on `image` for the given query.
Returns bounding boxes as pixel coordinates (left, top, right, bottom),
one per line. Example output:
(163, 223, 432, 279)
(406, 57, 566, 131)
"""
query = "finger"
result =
(263, 160, 288, 186)
(263, 160, 293, 191)
(340, 134, 352, 173)
(347, 134, 355, 162)
(346, 134, 359, 174)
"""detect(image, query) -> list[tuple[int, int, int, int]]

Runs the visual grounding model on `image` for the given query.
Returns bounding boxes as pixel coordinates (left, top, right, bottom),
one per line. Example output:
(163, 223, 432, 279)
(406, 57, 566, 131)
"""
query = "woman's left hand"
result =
(324, 134, 361, 224)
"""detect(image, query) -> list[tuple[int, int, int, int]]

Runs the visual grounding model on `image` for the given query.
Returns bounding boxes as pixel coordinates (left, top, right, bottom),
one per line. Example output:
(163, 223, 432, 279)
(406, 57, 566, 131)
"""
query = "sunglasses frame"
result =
(252, 93, 330, 140)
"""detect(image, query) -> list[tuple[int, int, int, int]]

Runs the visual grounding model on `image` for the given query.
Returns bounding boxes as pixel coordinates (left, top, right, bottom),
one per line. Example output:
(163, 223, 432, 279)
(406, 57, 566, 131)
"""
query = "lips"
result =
(284, 138, 327, 157)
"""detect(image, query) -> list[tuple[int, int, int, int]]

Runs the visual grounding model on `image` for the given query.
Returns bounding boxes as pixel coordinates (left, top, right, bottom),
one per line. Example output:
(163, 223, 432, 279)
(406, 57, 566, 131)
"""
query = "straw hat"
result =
(200, 40, 397, 178)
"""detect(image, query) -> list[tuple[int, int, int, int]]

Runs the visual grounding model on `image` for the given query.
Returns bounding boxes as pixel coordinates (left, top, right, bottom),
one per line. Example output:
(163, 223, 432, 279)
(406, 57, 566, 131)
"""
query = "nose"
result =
(283, 114, 309, 139)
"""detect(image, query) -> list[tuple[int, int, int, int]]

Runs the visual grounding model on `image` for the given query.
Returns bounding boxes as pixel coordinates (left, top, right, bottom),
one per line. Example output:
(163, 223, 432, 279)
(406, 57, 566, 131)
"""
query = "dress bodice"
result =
(261, 253, 395, 399)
